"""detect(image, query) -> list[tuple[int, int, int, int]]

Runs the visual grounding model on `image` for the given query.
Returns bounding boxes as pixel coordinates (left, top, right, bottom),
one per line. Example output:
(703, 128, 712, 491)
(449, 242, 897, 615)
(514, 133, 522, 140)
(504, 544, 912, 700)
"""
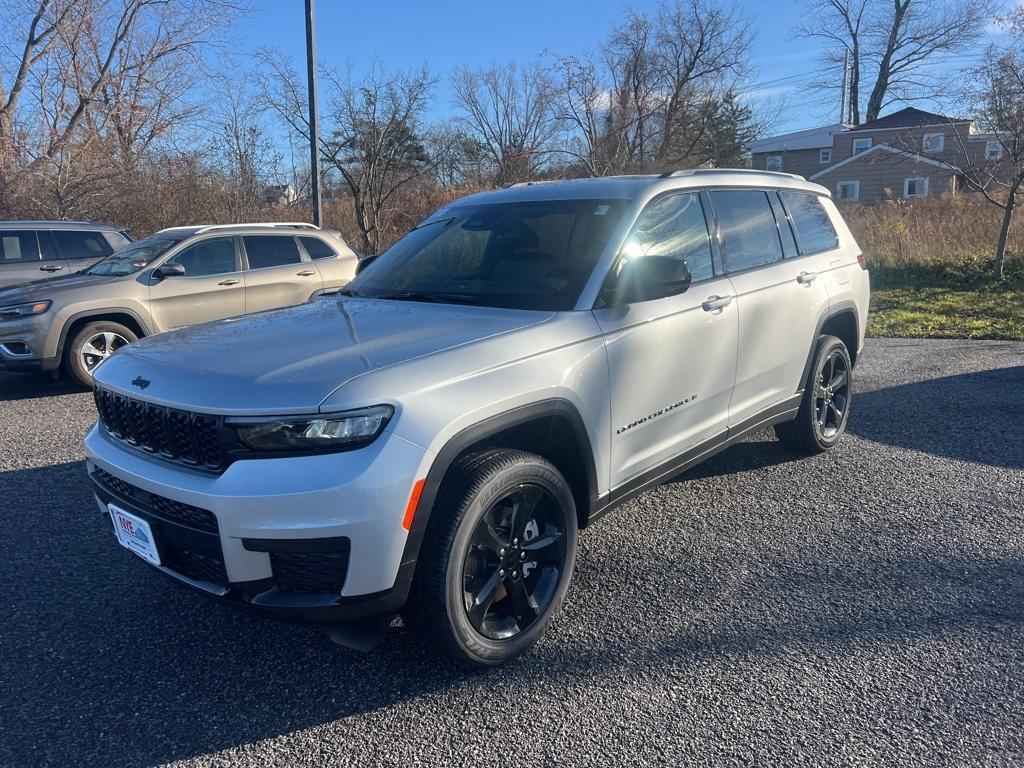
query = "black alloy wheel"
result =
(815, 347, 850, 439)
(462, 483, 567, 640)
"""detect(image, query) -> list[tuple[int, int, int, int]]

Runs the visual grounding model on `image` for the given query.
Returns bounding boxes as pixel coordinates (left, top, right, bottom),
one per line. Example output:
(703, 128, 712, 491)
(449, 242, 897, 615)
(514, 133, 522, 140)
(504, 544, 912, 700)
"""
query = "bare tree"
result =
(953, 11, 1024, 279)
(551, 0, 756, 175)
(452, 61, 558, 185)
(257, 53, 436, 253)
(797, 0, 997, 124)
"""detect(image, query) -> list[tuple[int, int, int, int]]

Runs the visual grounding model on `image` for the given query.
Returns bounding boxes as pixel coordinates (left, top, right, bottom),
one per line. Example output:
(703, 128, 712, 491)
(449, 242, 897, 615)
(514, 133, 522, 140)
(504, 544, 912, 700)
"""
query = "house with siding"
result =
(748, 108, 1008, 203)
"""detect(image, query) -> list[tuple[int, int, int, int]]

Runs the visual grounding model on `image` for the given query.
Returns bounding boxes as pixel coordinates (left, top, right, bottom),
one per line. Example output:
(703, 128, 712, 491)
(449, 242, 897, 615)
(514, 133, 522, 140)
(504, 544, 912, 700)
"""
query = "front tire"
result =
(65, 321, 137, 388)
(408, 449, 578, 666)
(775, 334, 852, 453)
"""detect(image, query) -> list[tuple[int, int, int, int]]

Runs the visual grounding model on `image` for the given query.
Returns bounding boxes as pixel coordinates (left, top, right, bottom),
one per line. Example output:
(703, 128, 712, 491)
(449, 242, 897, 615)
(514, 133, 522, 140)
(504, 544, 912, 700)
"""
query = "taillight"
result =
(857, 252, 867, 270)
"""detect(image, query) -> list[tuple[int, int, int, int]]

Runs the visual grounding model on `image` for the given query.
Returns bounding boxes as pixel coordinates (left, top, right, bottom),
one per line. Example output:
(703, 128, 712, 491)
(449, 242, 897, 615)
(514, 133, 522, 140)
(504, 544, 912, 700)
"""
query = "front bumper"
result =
(0, 313, 56, 369)
(84, 423, 433, 622)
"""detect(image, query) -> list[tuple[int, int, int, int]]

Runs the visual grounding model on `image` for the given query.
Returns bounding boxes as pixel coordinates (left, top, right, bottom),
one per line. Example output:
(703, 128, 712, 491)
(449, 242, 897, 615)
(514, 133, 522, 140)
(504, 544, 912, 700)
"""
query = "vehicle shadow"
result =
(847, 366, 1024, 470)
(0, 461, 484, 767)
(0, 371, 83, 401)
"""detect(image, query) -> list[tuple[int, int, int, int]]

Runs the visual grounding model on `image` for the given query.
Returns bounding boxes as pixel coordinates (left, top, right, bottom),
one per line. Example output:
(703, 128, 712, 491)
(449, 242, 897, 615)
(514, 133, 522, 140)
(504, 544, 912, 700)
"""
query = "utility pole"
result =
(304, 0, 322, 227)
(839, 48, 849, 125)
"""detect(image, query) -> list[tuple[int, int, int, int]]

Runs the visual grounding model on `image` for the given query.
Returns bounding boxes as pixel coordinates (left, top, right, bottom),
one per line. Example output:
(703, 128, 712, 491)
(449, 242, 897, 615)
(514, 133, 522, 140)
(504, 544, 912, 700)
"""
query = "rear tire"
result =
(65, 321, 137, 388)
(775, 334, 852, 454)
(406, 449, 578, 666)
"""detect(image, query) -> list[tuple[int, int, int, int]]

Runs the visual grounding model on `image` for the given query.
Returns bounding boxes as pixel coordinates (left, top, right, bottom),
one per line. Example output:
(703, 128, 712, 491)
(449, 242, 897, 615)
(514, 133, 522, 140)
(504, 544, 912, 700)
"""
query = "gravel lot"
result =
(1, 338, 1022, 767)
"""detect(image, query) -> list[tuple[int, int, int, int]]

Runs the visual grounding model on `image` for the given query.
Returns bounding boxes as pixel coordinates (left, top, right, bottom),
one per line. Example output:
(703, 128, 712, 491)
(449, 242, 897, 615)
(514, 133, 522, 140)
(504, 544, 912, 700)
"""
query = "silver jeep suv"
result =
(0, 222, 356, 386)
(85, 171, 870, 665)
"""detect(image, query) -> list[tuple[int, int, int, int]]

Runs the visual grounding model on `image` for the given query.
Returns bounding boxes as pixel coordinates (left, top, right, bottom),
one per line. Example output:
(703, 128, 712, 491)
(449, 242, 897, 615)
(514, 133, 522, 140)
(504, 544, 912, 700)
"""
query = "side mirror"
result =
(153, 263, 186, 280)
(354, 254, 376, 275)
(601, 255, 692, 305)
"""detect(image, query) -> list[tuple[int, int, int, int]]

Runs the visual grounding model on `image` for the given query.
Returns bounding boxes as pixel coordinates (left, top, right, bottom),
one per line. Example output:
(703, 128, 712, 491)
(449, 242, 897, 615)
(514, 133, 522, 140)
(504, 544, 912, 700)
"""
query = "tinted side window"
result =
(624, 192, 713, 282)
(51, 230, 113, 259)
(164, 238, 237, 277)
(780, 191, 839, 253)
(709, 190, 783, 272)
(243, 236, 303, 269)
(0, 231, 39, 262)
(300, 236, 337, 260)
(767, 192, 798, 259)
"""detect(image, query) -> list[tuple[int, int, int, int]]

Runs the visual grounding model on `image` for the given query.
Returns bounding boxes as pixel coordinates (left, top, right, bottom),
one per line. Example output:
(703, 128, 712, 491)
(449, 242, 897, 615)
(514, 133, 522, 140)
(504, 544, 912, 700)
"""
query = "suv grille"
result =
(93, 467, 219, 534)
(271, 549, 350, 594)
(162, 547, 229, 587)
(94, 387, 224, 471)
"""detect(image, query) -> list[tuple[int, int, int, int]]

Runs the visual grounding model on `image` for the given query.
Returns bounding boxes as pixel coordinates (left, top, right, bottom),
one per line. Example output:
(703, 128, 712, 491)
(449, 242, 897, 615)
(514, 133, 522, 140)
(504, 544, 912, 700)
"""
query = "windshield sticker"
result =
(594, 205, 610, 216)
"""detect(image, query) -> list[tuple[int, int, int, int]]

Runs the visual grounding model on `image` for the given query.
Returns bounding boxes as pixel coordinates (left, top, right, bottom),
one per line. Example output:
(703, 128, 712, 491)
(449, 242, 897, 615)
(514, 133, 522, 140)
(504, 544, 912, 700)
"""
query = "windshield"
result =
(85, 237, 181, 276)
(347, 198, 628, 311)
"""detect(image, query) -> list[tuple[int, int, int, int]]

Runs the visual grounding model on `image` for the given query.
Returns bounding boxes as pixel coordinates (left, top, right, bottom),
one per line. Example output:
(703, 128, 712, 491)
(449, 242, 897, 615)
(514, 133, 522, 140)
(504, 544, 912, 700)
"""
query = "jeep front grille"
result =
(94, 387, 224, 471)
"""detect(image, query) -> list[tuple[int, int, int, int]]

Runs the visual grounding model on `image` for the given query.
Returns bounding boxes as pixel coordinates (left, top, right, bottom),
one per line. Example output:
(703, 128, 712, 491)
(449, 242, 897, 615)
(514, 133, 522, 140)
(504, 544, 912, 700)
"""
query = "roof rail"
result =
(658, 168, 805, 181)
(0, 219, 106, 226)
(193, 222, 320, 234)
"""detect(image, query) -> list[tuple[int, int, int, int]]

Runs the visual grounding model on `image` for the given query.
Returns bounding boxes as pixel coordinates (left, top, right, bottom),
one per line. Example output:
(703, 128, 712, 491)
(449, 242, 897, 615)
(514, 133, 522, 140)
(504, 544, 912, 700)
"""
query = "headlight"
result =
(0, 300, 51, 319)
(228, 405, 394, 452)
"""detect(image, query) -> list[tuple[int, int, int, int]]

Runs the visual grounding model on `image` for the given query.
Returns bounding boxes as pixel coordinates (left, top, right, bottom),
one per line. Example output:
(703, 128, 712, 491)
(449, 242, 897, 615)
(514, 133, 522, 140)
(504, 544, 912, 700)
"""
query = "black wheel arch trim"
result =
(798, 300, 859, 392)
(389, 398, 600, 610)
(56, 307, 152, 359)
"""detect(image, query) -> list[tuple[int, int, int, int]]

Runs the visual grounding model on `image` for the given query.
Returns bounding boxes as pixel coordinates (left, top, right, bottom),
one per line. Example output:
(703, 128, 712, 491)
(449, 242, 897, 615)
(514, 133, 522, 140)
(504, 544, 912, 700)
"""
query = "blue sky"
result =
(234, 0, 1000, 138)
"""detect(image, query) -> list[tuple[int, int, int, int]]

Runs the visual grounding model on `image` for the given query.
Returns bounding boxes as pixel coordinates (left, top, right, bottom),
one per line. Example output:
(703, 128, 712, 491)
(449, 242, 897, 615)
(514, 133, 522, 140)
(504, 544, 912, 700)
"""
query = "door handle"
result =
(39, 264, 63, 272)
(217, 278, 240, 286)
(297, 269, 316, 277)
(797, 271, 818, 284)
(702, 294, 733, 311)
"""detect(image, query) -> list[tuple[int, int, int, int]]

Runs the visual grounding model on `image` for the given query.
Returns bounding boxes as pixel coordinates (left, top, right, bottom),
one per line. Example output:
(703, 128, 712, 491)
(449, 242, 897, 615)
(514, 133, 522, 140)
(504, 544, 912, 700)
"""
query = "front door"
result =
(706, 189, 832, 427)
(147, 236, 246, 331)
(49, 228, 115, 273)
(240, 235, 322, 313)
(593, 191, 739, 490)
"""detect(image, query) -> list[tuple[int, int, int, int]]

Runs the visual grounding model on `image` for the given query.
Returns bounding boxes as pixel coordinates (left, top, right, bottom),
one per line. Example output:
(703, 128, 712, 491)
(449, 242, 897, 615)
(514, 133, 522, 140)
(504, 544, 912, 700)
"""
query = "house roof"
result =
(747, 123, 848, 153)
(809, 143, 957, 180)
(848, 107, 965, 132)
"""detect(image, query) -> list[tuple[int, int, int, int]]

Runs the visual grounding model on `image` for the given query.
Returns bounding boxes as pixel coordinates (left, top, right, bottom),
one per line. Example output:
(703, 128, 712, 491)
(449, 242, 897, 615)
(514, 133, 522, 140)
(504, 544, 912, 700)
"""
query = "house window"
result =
(852, 137, 872, 154)
(903, 177, 929, 198)
(765, 153, 783, 172)
(819, 148, 832, 164)
(922, 133, 944, 153)
(986, 140, 1003, 160)
(836, 181, 860, 202)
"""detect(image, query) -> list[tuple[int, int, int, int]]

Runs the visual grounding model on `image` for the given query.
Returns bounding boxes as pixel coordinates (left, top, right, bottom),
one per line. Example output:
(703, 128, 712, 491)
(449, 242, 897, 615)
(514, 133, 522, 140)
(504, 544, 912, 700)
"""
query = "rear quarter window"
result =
(780, 191, 839, 254)
(299, 236, 337, 260)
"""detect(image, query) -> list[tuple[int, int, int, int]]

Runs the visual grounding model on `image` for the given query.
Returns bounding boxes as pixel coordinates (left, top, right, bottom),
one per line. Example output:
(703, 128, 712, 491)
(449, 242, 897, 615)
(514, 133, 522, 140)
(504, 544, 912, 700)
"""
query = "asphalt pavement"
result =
(1, 338, 1022, 767)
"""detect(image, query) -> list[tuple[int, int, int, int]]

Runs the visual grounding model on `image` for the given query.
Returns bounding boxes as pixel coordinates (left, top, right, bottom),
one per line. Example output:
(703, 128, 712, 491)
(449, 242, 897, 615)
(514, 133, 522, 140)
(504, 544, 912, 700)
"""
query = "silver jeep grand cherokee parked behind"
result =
(85, 170, 870, 665)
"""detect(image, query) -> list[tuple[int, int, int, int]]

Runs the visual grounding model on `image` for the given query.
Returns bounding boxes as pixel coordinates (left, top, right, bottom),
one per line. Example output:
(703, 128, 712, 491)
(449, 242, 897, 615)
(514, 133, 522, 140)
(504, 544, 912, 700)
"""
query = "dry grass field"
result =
(841, 198, 1023, 340)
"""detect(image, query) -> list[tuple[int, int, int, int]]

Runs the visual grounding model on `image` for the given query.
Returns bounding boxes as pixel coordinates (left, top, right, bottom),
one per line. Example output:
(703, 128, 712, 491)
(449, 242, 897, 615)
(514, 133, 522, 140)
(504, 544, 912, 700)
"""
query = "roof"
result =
(747, 124, 848, 153)
(456, 169, 830, 205)
(809, 143, 957, 179)
(848, 107, 966, 132)
(0, 219, 122, 230)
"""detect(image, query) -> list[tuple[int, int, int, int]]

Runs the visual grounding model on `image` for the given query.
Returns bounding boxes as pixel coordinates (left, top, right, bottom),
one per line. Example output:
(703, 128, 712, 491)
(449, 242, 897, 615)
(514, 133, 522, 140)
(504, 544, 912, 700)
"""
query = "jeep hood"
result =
(0, 272, 124, 305)
(93, 297, 554, 414)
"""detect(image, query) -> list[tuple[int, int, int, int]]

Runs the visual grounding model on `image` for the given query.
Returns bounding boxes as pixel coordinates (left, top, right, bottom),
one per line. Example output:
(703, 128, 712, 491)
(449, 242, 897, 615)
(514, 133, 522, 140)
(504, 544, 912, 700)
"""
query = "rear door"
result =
(49, 229, 115, 273)
(0, 230, 44, 288)
(298, 235, 355, 293)
(241, 234, 322, 312)
(706, 188, 831, 427)
(147, 236, 246, 331)
(594, 191, 739, 489)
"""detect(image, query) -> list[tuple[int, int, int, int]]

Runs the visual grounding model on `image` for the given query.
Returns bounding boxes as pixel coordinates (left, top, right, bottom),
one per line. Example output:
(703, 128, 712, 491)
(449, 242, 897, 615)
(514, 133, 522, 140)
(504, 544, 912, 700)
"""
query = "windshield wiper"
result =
(374, 291, 478, 305)
(338, 286, 363, 297)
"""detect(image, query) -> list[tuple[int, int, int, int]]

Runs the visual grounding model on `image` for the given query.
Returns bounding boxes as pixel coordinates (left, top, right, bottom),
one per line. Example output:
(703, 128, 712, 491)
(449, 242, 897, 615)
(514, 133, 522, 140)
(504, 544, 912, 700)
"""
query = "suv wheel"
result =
(408, 449, 578, 666)
(65, 321, 137, 388)
(775, 334, 852, 453)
